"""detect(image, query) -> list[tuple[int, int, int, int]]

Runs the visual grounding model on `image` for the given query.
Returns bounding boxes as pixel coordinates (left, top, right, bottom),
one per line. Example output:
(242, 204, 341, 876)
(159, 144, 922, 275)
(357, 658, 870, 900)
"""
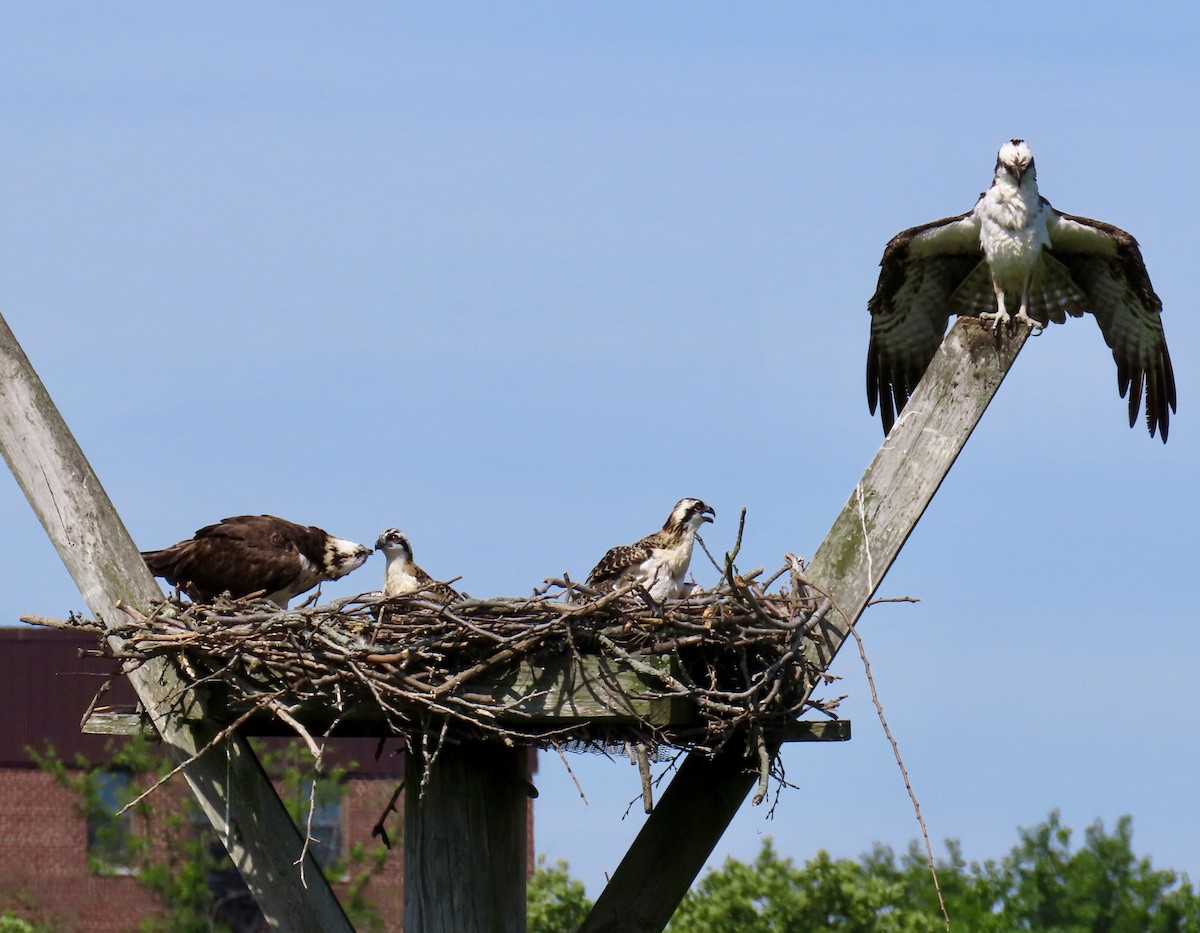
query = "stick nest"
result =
(34, 554, 843, 763)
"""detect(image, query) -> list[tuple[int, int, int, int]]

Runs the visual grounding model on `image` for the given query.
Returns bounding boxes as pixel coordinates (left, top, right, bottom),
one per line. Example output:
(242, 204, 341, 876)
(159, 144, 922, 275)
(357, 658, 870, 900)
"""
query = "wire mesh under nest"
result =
(32, 550, 844, 769)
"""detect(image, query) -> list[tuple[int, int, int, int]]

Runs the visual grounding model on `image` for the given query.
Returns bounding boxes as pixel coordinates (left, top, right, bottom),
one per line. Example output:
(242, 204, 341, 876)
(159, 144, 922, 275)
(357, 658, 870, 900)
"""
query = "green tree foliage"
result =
(527, 855, 593, 933)
(29, 734, 218, 930)
(0, 912, 53, 933)
(669, 813, 1200, 932)
(948, 811, 1200, 933)
(671, 838, 942, 933)
(29, 735, 389, 933)
(529, 812, 1200, 932)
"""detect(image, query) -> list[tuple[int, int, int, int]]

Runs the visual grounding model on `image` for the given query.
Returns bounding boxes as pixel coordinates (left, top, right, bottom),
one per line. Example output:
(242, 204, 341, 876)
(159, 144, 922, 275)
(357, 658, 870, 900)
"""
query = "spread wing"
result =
(1047, 211, 1176, 441)
(867, 212, 984, 433)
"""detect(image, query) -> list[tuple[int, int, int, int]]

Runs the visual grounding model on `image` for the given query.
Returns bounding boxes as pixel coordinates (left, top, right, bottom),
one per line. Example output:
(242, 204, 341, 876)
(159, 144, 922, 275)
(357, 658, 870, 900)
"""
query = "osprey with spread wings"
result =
(867, 139, 1176, 441)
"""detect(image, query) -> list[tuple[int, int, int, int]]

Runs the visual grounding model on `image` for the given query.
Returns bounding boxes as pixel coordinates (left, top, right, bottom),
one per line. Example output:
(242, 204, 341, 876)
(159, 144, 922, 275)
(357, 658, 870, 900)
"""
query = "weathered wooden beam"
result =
(578, 745, 767, 933)
(479, 654, 692, 725)
(81, 708, 158, 737)
(0, 313, 353, 933)
(580, 317, 1028, 932)
(405, 741, 529, 932)
(200, 652, 694, 736)
(87, 708, 851, 745)
(801, 317, 1029, 675)
(778, 718, 851, 743)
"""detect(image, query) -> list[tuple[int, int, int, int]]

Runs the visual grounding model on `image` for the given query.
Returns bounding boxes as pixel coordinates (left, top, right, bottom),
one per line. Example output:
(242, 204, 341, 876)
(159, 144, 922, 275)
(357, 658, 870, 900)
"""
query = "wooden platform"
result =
(81, 651, 851, 744)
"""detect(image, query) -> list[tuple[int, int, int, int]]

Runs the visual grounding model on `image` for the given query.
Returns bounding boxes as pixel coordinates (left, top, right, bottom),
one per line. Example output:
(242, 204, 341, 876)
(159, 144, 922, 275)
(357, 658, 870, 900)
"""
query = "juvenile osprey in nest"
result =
(142, 515, 372, 607)
(586, 498, 715, 602)
(375, 528, 462, 601)
(867, 139, 1176, 441)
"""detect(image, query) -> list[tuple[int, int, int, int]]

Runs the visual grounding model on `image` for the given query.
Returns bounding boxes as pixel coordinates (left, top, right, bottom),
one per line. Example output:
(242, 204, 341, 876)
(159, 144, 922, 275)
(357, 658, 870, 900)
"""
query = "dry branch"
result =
(29, 553, 843, 805)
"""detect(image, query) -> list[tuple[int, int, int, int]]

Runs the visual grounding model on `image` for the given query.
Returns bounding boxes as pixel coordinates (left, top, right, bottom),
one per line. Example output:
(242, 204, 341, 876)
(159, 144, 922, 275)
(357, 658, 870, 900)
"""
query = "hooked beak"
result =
(701, 507, 715, 523)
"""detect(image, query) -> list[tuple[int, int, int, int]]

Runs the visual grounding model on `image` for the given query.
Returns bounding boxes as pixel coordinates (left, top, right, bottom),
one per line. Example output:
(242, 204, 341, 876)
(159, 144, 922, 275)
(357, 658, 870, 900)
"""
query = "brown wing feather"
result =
(587, 527, 674, 590)
(1048, 212, 1176, 441)
(412, 564, 463, 602)
(142, 515, 308, 601)
(587, 543, 651, 590)
(867, 212, 983, 433)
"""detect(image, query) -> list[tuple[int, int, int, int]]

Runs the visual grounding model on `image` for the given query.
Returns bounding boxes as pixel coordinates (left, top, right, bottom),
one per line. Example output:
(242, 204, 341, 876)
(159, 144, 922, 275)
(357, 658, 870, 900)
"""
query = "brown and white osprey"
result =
(586, 498, 715, 601)
(375, 528, 462, 601)
(142, 514, 372, 607)
(867, 139, 1176, 441)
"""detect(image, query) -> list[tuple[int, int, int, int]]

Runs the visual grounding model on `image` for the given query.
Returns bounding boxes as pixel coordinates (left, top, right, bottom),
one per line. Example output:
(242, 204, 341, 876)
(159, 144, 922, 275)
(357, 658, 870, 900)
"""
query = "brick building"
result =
(0, 627, 416, 931)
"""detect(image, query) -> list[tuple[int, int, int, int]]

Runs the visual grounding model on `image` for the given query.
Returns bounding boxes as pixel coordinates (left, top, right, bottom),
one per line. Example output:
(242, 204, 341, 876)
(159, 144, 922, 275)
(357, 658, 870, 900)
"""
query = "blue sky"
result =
(1, 2, 1197, 900)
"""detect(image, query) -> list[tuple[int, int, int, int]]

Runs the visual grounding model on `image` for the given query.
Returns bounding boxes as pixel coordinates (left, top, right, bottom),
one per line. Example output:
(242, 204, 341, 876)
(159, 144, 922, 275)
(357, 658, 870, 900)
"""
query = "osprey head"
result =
(667, 497, 716, 533)
(995, 138, 1035, 185)
(323, 535, 373, 579)
(375, 528, 414, 563)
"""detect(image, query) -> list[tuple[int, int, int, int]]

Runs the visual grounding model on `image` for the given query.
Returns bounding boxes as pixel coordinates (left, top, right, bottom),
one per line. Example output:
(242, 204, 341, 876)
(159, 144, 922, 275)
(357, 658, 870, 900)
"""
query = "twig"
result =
(35, 533, 840, 827)
(371, 780, 405, 849)
(19, 613, 81, 630)
(117, 691, 287, 816)
(265, 697, 323, 762)
(296, 774, 318, 888)
(552, 740, 588, 805)
(793, 570, 949, 930)
(751, 727, 770, 806)
(636, 743, 653, 813)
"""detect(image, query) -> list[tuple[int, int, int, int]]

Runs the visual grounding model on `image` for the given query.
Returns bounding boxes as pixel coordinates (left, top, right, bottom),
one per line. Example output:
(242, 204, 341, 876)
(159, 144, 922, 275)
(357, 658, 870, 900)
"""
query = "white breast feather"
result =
(976, 180, 1050, 288)
(384, 561, 423, 597)
(626, 536, 696, 601)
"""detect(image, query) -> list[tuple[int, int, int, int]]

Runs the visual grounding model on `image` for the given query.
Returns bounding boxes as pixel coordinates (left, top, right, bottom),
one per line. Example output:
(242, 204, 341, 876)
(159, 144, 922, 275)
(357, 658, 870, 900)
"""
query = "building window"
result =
(87, 769, 136, 874)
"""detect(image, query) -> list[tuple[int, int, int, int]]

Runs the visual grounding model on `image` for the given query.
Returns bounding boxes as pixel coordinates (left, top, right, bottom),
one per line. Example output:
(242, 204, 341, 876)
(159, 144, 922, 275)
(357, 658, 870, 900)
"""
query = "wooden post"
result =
(405, 742, 529, 932)
(0, 313, 354, 933)
(580, 317, 1029, 932)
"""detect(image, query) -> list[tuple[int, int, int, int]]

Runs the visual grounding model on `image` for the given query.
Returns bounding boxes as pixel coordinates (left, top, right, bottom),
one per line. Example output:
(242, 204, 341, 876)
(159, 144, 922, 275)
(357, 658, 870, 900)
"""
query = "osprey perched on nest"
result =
(142, 514, 372, 607)
(586, 498, 715, 601)
(375, 528, 462, 601)
(867, 139, 1176, 441)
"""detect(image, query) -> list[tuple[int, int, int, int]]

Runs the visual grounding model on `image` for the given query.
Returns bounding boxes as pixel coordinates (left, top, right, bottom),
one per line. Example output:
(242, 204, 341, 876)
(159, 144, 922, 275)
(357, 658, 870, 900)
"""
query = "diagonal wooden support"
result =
(578, 744, 770, 933)
(579, 318, 1030, 933)
(799, 318, 1029, 673)
(0, 313, 353, 932)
